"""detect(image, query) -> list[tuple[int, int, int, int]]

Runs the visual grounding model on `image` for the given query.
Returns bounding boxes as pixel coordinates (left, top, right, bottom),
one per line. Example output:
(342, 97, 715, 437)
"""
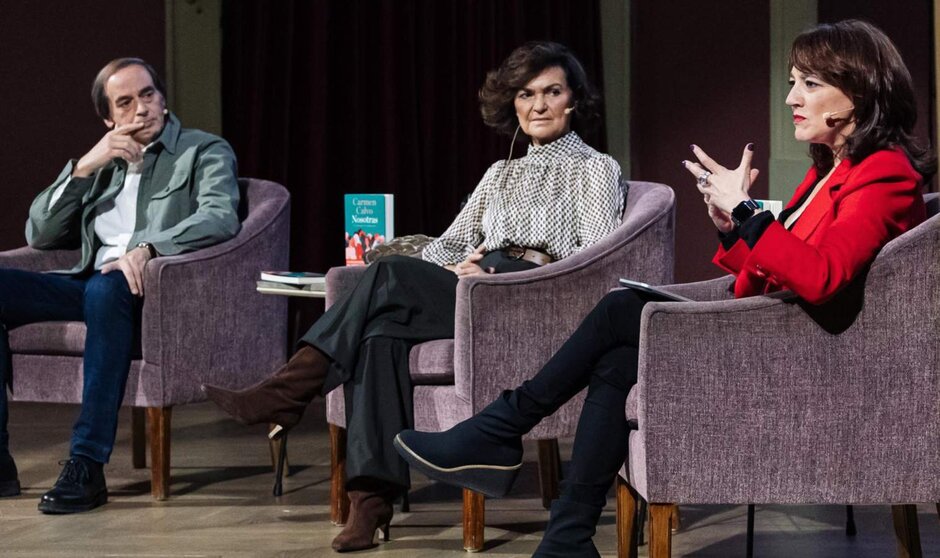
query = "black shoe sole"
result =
(0, 479, 20, 498)
(393, 434, 520, 498)
(38, 491, 108, 514)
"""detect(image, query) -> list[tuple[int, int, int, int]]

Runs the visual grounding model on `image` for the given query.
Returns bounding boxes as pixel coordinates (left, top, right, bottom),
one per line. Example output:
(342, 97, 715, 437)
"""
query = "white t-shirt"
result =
(49, 156, 146, 269)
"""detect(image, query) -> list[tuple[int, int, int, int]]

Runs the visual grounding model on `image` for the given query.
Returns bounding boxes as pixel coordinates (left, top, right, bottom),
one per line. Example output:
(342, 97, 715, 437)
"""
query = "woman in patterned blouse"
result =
(203, 41, 623, 552)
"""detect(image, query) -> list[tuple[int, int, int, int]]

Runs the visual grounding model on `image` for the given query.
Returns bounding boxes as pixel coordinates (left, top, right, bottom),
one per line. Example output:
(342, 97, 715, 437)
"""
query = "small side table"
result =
(256, 280, 326, 350)
(256, 280, 326, 299)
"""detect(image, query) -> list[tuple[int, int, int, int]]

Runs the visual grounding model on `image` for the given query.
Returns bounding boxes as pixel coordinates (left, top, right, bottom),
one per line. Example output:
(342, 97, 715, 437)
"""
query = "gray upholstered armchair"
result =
(1, 178, 290, 499)
(616, 193, 940, 557)
(324, 180, 676, 550)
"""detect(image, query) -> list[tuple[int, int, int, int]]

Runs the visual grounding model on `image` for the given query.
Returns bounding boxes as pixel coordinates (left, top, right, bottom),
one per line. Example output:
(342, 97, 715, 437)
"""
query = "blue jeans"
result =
(0, 268, 141, 463)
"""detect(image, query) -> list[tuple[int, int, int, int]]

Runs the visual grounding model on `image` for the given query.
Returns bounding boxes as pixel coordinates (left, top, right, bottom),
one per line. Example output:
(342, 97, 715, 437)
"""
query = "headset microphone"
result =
(823, 106, 854, 127)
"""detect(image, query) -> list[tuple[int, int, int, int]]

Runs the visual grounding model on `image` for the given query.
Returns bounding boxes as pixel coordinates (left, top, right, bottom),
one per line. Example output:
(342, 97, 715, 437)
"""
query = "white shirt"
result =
(49, 158, 145, 270)
(421, 131, 623, 266)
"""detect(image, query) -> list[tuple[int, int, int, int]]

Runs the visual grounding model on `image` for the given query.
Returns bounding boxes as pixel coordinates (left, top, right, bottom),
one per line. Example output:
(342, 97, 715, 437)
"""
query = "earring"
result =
(163, 108, 169, 115)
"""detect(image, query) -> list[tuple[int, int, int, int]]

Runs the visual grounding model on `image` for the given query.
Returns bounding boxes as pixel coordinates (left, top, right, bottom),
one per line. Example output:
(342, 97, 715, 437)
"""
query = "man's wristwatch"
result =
(136, 242, 157, 258)
(731, 199, 761, 227)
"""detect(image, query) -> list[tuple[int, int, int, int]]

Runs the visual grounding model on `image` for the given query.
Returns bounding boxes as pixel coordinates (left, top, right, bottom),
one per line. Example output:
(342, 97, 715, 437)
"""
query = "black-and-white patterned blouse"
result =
(422, 131, 624, 266)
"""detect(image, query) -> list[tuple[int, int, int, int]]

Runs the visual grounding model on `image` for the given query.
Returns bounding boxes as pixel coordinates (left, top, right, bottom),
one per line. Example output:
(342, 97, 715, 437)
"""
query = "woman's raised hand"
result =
(682, 144, 760, 231)
(704, 193, 735, 234)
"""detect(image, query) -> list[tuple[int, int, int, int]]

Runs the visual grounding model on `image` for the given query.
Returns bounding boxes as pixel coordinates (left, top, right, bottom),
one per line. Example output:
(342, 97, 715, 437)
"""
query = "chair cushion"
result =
(409, 339, 455, 384)
(626, 385, 638, 421)
(9, 322, 87, 356)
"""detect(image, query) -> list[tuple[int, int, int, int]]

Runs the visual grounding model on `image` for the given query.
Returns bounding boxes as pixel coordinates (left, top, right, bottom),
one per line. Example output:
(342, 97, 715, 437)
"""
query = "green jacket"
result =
(26, 114, 240, 274)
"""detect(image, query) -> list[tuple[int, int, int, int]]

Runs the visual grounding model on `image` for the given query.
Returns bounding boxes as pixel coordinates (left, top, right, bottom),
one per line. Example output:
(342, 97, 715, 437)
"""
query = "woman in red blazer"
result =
(694, 146, 925, 303)
(395, 20, 935, 557)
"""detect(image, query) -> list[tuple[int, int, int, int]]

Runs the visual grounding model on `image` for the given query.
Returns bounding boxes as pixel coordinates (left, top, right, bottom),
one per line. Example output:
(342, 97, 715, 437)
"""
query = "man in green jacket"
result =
(0, 57, 240, 514)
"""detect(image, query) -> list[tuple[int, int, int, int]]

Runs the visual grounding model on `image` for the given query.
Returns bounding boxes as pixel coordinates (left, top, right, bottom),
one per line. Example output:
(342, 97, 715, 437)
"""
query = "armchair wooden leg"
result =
(670, 504, 680, 532)
(329, 424, 350, 525)
(616, 476, 639, 558)
(147, 407, 171, 500)
(648, 503, 673, 558)
(463, 488, 485, 552)
(131, 407, 146, 469)
(537, 438, 562, 509)
(892, 504, 923, 558)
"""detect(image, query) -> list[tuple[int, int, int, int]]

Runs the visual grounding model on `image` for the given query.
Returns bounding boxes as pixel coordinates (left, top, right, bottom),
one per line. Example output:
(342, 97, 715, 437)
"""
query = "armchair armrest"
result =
(452, 185, 675, 438)
(634, 292, 938, 504)
(139, 189, 290, 405)
(325, 265, 369, 309)
(657, 275, 735, 301)
(0, 246, 80, 272)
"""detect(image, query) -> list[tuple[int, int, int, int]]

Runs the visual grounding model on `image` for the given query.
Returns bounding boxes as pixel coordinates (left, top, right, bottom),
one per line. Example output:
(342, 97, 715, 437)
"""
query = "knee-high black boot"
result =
(534, 346, 635, 557)
(395, 390, 535, 497)
(533, 482, 606, 558)
(396, 292, 645, 497)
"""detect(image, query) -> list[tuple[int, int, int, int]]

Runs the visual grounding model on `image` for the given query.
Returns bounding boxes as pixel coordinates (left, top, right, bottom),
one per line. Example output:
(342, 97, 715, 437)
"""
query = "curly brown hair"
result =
(479, 41, 601, 137)
(790, 20, 935, 179)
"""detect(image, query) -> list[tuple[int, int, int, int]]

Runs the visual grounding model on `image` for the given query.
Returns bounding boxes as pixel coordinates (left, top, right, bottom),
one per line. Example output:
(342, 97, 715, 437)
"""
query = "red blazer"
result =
(713, 148, 926, 304)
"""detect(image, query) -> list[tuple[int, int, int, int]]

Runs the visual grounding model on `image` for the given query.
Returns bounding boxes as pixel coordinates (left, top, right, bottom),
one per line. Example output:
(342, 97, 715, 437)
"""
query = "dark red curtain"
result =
(221, 0, 606, 276)
(629, 1, 771, 283)
(818, 0, 937, 192)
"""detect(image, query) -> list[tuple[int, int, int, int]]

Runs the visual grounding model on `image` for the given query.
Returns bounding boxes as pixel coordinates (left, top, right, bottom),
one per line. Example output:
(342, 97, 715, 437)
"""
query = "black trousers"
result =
(301, 256, 456, 488)
(512, 289, 647, 506)
(298, 252, 547, 489)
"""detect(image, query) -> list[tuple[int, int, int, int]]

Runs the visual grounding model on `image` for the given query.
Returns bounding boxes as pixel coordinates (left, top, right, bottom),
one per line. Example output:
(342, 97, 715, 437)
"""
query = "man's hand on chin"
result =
(72, 122, 146, 178)
(100, 246, 153, 296)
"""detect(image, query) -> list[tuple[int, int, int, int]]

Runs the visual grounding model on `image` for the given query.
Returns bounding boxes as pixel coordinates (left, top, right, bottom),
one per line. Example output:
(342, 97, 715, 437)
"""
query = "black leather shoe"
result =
(0, 452, 20, 497)
(38, 456, 108, 514)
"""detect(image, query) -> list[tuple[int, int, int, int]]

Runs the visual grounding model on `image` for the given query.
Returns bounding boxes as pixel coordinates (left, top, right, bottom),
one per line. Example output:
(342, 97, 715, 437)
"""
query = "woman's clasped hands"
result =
(453, 244, 495, 277)
(682, 143, 760, 233)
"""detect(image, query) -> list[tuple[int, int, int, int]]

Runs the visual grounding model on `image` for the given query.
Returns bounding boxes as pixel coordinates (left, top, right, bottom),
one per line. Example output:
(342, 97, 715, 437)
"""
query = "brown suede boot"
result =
(202, 345, 329, 435)
(331, 478, 398, 552)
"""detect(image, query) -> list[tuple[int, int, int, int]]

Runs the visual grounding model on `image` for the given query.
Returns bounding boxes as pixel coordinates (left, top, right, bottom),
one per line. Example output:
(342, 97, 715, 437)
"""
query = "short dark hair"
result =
(479, 41, 601, 137)
(789, 20, 935, 178)
(91, 57, 167, 120)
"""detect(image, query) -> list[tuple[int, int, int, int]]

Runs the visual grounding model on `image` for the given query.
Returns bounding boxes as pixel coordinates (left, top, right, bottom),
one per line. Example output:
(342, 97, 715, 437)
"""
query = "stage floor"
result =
(1, 399, 937, 557)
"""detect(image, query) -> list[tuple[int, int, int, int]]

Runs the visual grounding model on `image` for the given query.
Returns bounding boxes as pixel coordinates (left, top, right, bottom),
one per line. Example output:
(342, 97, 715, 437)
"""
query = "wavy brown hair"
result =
(479, 41, 600, 138)
(789, 20, 935, 179)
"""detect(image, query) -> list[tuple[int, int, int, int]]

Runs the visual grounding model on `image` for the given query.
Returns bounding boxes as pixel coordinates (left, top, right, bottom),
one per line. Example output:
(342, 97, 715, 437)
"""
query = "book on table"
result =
(344, 193, 394, 266)
(260, 271, 326, 286)
(256, 280, 326, 294)
(755, 198, 783, 218)
(618, 278, 691, 302)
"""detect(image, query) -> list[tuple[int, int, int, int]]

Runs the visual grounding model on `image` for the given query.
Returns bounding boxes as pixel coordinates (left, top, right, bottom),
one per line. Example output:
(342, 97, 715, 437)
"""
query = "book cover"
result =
(755, 199, 783, 218)
(259, 271, 325, 286)
(344, 194, 394, 266)
(256, 281, 326, 297)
